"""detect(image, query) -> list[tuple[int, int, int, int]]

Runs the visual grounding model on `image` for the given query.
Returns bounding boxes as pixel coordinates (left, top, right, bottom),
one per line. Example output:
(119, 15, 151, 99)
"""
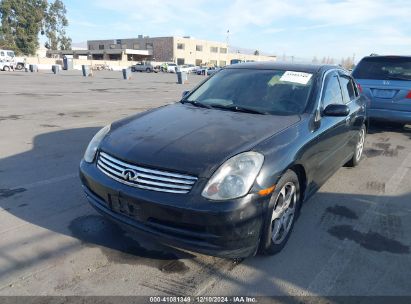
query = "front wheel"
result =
(347, 124, 366, 167)
(3, 66, 10, 71)
(259, 170, 301, 255)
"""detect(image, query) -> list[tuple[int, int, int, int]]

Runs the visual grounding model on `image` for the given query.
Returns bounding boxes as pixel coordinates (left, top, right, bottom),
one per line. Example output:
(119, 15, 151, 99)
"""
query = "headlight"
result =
(202, 152, 264, 200)
(83, 125, 111, 163)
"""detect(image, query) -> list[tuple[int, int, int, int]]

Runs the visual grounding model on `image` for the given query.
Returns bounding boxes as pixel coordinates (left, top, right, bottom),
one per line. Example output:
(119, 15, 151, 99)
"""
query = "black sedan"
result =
(79, 62, 367, 258)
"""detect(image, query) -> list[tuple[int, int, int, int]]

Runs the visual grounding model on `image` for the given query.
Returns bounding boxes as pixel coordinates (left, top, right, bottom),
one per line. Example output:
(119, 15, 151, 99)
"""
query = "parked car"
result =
(177, 65, 192, 73)
(166, 63, 178, 73)
(80, 62, 367, 258)
(196, 66, 220, 75)
(186, 64, 198, 73)
(352, 55, 411, 127)
(207, 67, 221, 75)
(131, 62, 158, 73)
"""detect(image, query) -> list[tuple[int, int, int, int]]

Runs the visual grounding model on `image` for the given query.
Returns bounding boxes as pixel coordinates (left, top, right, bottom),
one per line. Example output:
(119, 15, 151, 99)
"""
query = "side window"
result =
(322, 72, 343, 108)
(339, 74, 356, 103)
(352, 79, 360, 97)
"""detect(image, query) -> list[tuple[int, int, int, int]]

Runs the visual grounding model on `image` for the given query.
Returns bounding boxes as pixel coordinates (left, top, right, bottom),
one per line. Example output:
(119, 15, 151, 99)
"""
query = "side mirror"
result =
(323, 104, 350, 117)
(182, 90, 190, 98)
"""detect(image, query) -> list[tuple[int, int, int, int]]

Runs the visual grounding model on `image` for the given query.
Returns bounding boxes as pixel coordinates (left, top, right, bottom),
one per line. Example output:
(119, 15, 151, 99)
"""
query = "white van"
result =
(0, 50, 25, 70)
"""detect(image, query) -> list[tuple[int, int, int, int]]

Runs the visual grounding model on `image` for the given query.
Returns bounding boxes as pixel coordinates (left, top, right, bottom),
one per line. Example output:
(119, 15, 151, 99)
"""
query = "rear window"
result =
(352, 57, 411, 80)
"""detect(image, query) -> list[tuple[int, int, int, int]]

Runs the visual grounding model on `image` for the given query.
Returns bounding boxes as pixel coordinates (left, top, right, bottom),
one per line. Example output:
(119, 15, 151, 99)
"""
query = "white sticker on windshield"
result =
(279, 71, 313, 85)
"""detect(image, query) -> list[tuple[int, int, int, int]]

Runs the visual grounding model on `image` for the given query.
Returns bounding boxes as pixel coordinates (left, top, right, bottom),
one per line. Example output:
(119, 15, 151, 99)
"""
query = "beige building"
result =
(86, 35, 276, 66)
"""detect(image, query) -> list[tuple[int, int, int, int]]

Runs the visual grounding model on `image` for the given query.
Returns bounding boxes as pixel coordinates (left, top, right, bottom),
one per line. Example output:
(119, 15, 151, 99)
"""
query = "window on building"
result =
(177, 43, 185, 50)
(210, 47, 218, 53)
(88, 45, 94, 50)
(219, 60, 226, 67)
(122, 44, 127, 49)
(133, 43, 140, 49)
(220, 48, 227, 54)
(99, 44, 104, 50)
(177, 58, 185, 65)
(196, 45, 203, 52)
(146, 43, 153, 50)
(210, 60, 218, 66)
(116, 39, 121, 44)
(195, 59, 202, 66)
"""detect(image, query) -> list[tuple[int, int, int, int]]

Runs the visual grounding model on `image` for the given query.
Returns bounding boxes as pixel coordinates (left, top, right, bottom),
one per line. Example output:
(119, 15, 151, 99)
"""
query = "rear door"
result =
(338, 72, 366, 155)
(352, 56, 411, 112)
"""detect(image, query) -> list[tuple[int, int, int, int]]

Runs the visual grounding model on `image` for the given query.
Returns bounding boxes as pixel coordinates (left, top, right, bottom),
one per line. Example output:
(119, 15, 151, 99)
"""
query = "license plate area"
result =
(372, 89, 397, 99)
(108, 193, 140, 219)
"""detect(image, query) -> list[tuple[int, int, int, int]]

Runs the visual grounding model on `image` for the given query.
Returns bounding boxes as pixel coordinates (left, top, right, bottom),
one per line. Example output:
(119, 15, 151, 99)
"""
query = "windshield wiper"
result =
(181, 100, 213, 109)
(386, 76, 411, 81)
(209, 104, 268, 115)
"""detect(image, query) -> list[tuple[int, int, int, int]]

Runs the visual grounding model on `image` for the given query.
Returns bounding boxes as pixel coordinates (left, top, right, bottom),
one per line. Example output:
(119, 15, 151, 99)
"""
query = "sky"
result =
(65, 0, 411, 62)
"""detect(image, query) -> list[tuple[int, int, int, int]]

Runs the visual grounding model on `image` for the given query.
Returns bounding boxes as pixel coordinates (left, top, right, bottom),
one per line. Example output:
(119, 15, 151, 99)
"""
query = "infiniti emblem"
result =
(121, 169, 140, 182)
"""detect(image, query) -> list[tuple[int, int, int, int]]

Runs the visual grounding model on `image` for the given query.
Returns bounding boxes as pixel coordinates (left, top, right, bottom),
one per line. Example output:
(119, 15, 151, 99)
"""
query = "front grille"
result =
(97, 152, 197, 194)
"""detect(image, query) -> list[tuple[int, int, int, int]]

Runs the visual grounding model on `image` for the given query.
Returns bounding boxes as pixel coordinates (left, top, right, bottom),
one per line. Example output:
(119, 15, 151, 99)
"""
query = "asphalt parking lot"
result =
(0, 70, 410, 297)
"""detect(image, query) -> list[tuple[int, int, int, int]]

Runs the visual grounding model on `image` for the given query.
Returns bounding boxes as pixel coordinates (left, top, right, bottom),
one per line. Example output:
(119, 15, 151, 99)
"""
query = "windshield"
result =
(185, 68, 314, 115)
(352, 56, 411, 80)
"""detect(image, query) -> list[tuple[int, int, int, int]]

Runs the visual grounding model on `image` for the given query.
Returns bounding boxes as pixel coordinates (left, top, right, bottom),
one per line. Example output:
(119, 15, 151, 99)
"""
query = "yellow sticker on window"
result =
(267, 75, 281, 86)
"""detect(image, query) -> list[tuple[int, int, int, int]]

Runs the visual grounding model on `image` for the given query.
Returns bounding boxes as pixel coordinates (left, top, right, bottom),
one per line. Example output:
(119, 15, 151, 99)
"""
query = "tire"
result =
(16, 63, 24, 70)
(131, 67, 135, 72)
(259, 170, 301, 255)
(146, 68, 151, 73)
(346, 124, 366, 167)
(3, 66, 10, 71)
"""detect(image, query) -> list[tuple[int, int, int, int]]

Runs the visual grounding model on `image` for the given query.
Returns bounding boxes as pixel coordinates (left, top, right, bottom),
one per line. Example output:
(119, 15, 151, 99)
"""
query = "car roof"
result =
(225, 61, 339, 74)
(360, 55, 411, 60)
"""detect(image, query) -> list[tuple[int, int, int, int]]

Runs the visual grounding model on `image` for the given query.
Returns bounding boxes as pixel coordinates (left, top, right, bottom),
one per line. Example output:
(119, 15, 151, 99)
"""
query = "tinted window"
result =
(322, 72, 343, 107)
(339, 75, 356, 103)
(187, 69, 314, 115)
(352, 56, 411, 80)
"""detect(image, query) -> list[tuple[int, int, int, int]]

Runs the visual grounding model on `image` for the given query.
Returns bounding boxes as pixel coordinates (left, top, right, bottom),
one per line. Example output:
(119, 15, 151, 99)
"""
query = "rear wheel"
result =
(3, 66, 10, 71)
(146, 68, 151, 73)
(259, 170, 301, 255)
(16, 63, 24, 70)
(347, 124, 366, 167)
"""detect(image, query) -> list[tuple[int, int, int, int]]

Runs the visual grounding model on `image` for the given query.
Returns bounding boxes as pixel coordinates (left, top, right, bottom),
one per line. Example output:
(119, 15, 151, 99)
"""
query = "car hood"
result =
(100, 103, 300, 178)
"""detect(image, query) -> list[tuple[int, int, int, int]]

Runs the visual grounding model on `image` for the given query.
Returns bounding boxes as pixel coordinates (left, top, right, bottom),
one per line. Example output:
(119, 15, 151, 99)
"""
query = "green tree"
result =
(44, 0, 71, 50)
(0, 0, 47, 55)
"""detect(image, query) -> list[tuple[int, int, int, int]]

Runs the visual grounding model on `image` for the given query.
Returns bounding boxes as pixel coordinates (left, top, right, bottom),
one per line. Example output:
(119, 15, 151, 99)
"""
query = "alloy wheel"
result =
(271, 182, 297, 244)
(356, 128, 365, 161)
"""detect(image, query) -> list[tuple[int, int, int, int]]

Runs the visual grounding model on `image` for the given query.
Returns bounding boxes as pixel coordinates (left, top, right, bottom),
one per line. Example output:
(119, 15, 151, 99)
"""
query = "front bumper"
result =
(79, 160, 268, 258)
(368, 108, 411, 124)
